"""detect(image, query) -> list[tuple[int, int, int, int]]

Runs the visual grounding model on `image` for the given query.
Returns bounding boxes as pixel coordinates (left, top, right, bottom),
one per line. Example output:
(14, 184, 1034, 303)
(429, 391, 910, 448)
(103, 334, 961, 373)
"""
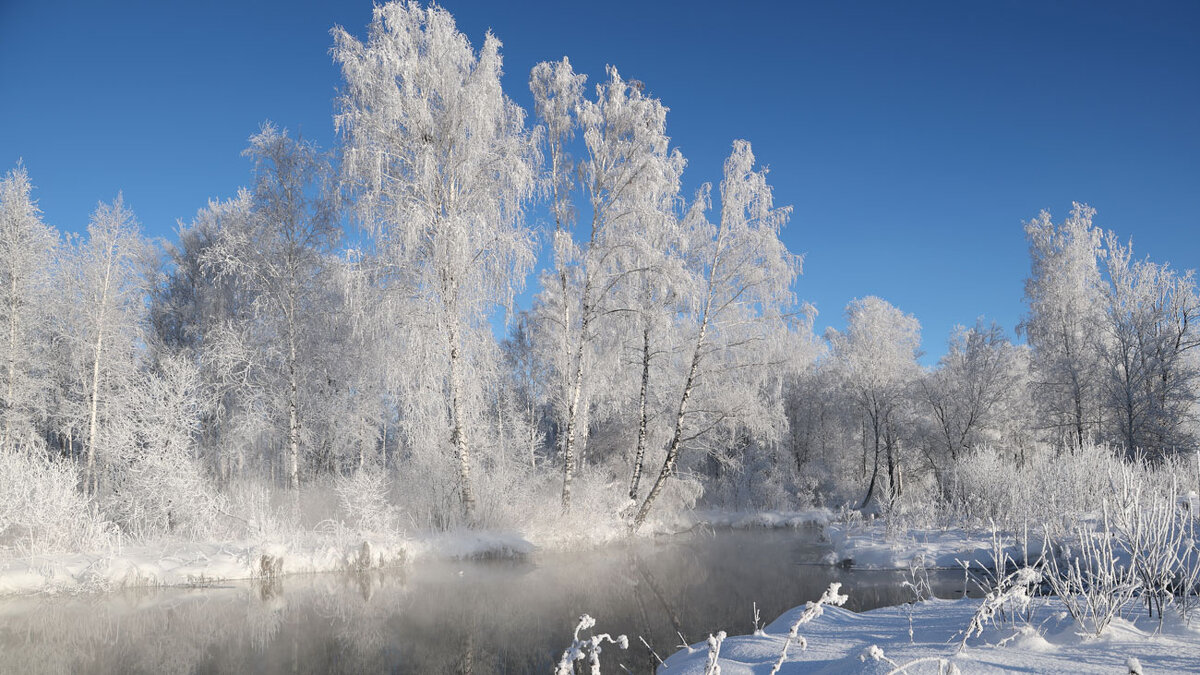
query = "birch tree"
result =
(204, 124, 339, 490)
(529, 61, 685, 509)
(633, 140, 799, 530)
(64, 196, 149, 493)
(0, 165, 58, 450)
(334, 1, 537, 519)
(1021, 203, 1105, 449)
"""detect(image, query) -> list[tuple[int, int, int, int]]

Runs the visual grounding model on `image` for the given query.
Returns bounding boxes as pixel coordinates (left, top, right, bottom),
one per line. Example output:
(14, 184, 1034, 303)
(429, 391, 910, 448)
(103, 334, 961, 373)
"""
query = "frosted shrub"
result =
(1044, 507, 1139, 637)
(222, 480, 280, 538)
(333, 468, 398, 535)
(104, 446, 226, 540)
(951, 443, 1118, 534)
(101, 356, 226, 540)
(957, 566, 1041, 651)
(0, 450, 113, 555)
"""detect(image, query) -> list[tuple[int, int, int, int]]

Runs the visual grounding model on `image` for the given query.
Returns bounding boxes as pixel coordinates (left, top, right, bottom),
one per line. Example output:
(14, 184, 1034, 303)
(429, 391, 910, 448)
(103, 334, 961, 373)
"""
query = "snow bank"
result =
(0, 528, 541, 596)
(822, 523, 1043, 570)
(687, 508, 832, 530)
(661, 596, 1200, 673)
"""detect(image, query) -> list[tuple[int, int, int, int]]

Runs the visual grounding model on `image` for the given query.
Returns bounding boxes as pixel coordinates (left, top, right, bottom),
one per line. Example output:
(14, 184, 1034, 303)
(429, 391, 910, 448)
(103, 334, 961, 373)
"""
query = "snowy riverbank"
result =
(0, 507, 843, 596)
(662, 595, 1200, 673)
(822, 521, 1042, 570)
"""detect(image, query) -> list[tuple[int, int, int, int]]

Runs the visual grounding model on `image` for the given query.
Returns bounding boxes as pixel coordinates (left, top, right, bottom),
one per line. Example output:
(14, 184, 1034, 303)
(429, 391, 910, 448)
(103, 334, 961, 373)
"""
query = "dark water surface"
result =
(0, 529, 967, 674)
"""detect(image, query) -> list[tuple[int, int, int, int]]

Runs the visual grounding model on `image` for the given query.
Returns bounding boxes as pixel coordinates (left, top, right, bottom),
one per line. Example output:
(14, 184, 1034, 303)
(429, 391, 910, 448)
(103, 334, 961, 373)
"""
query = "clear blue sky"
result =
(2, 0, 1197, 362)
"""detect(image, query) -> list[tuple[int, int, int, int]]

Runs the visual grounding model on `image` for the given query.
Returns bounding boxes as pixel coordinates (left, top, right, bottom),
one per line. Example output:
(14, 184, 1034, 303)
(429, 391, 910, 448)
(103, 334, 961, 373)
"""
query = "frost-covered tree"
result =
(0, 164, 58, 450)
(920, 320, 1028, 486)
(334, 1, 538, 519)
(529, 61, 686, 509)
(1021, 203, 1105, 449)
(828, 296, 921, 509)
(203, 124, 339, 490)
(501, 312, 548, 470)
(59, 196, 149, 493)
(633, 140, 800, 529)
(1099, 231, 1199, 455)
(153, 195, 271, 482)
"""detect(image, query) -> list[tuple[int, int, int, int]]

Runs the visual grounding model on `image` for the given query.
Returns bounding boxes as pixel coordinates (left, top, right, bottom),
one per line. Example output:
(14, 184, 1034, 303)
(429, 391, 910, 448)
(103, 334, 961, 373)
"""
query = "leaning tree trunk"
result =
(632, 315, 708, 531)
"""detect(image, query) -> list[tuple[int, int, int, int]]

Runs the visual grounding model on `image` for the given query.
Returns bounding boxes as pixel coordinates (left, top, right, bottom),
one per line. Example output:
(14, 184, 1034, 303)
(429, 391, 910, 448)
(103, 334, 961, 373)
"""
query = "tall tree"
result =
(1099, 231, 1200, 455)
(920, 320, 1027, 484)
(334, 1, 538, 520)
(63, 196, 148, 493)
(1021, 203, 1105, 449)
(0, 164, 58, 450)
(828, 296, 921, 509)
(633, 140, 799, 530)
(529, 62, 685, 509)
(204, 124, 339, 490)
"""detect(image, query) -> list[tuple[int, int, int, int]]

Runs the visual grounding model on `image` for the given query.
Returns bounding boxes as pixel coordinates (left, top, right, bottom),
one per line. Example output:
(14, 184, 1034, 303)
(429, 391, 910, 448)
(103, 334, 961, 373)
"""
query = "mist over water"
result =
(0, 529, 967, 674)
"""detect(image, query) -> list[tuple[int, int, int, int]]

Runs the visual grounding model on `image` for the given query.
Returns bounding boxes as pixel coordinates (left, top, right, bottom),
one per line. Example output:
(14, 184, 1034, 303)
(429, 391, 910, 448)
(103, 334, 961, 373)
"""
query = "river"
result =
(0, 528, 971, 674)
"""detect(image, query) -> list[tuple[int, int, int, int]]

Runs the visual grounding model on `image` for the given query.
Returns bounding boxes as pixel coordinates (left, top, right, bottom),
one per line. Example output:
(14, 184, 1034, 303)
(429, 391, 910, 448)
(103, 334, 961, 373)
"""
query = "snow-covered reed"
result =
(555, 614, 628, 675)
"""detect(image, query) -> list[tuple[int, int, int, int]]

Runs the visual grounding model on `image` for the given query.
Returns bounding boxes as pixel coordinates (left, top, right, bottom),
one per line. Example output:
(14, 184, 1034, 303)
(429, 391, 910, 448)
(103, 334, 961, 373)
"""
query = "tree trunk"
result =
(632, 316, 708, 531)
(2, 270, 17, 448)
(629, 326, 651, 501)
(560, 309, 589, 511)
(287, 329, 300, 491)
(859, 414, 882, 509)
(86, 255, 114, 495)
(448, 321, 475, 521)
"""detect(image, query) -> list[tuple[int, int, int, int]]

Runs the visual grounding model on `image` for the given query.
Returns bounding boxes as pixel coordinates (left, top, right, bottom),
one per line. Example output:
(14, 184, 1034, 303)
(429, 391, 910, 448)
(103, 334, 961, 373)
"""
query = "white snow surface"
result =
(0, 529, 540, 596)
(824, 522, 1042, 570)
(662, 596, 1200, 673)
(687, 508, 832, 530)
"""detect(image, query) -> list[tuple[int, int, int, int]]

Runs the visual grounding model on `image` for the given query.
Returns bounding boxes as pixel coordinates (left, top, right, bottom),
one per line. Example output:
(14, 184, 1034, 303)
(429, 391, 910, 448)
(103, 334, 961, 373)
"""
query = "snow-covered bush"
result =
(1044, 506, 1139, 638)
(101, 357, 225, 539)
(949, 442, 1118, 534)
(333, 467, 398, 535)
(0, 449, 113, 555)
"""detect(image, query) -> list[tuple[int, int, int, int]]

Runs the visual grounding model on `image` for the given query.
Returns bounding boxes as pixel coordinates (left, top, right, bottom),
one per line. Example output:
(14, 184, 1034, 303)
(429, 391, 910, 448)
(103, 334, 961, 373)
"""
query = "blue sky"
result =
(1, 0, 1197, 362)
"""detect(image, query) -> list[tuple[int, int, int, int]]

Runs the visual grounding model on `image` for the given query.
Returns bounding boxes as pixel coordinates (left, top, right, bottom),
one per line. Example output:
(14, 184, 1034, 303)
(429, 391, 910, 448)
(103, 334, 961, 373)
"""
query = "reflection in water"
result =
(0, 529, 967, 674)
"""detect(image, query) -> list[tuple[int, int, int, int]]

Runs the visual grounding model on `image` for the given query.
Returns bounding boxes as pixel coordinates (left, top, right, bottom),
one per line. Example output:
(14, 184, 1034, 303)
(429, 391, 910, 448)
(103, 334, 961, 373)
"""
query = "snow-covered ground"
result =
(823, 521, 1042, 570)
(0, 529, 538, 595)
(662, 595, 1200, 673)
(687, 508, 832, 530)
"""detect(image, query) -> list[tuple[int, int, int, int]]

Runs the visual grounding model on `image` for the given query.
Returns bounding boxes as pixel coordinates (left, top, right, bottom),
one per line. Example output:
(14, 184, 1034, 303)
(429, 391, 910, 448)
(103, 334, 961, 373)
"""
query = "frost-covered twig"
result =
(556, 614, 629, 675)
(956, 566, 1041, 652)
(862, 646, 962, 675)
(703, 631, 726, 675)
(637, 636, 665, 668)
(903, 554, 932, 643)
(768, 582, 849, 675)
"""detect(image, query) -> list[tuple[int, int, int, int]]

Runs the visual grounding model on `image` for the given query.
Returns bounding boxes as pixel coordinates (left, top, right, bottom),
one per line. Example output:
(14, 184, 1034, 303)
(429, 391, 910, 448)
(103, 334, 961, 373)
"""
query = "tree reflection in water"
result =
(0, 529, 966, 674)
